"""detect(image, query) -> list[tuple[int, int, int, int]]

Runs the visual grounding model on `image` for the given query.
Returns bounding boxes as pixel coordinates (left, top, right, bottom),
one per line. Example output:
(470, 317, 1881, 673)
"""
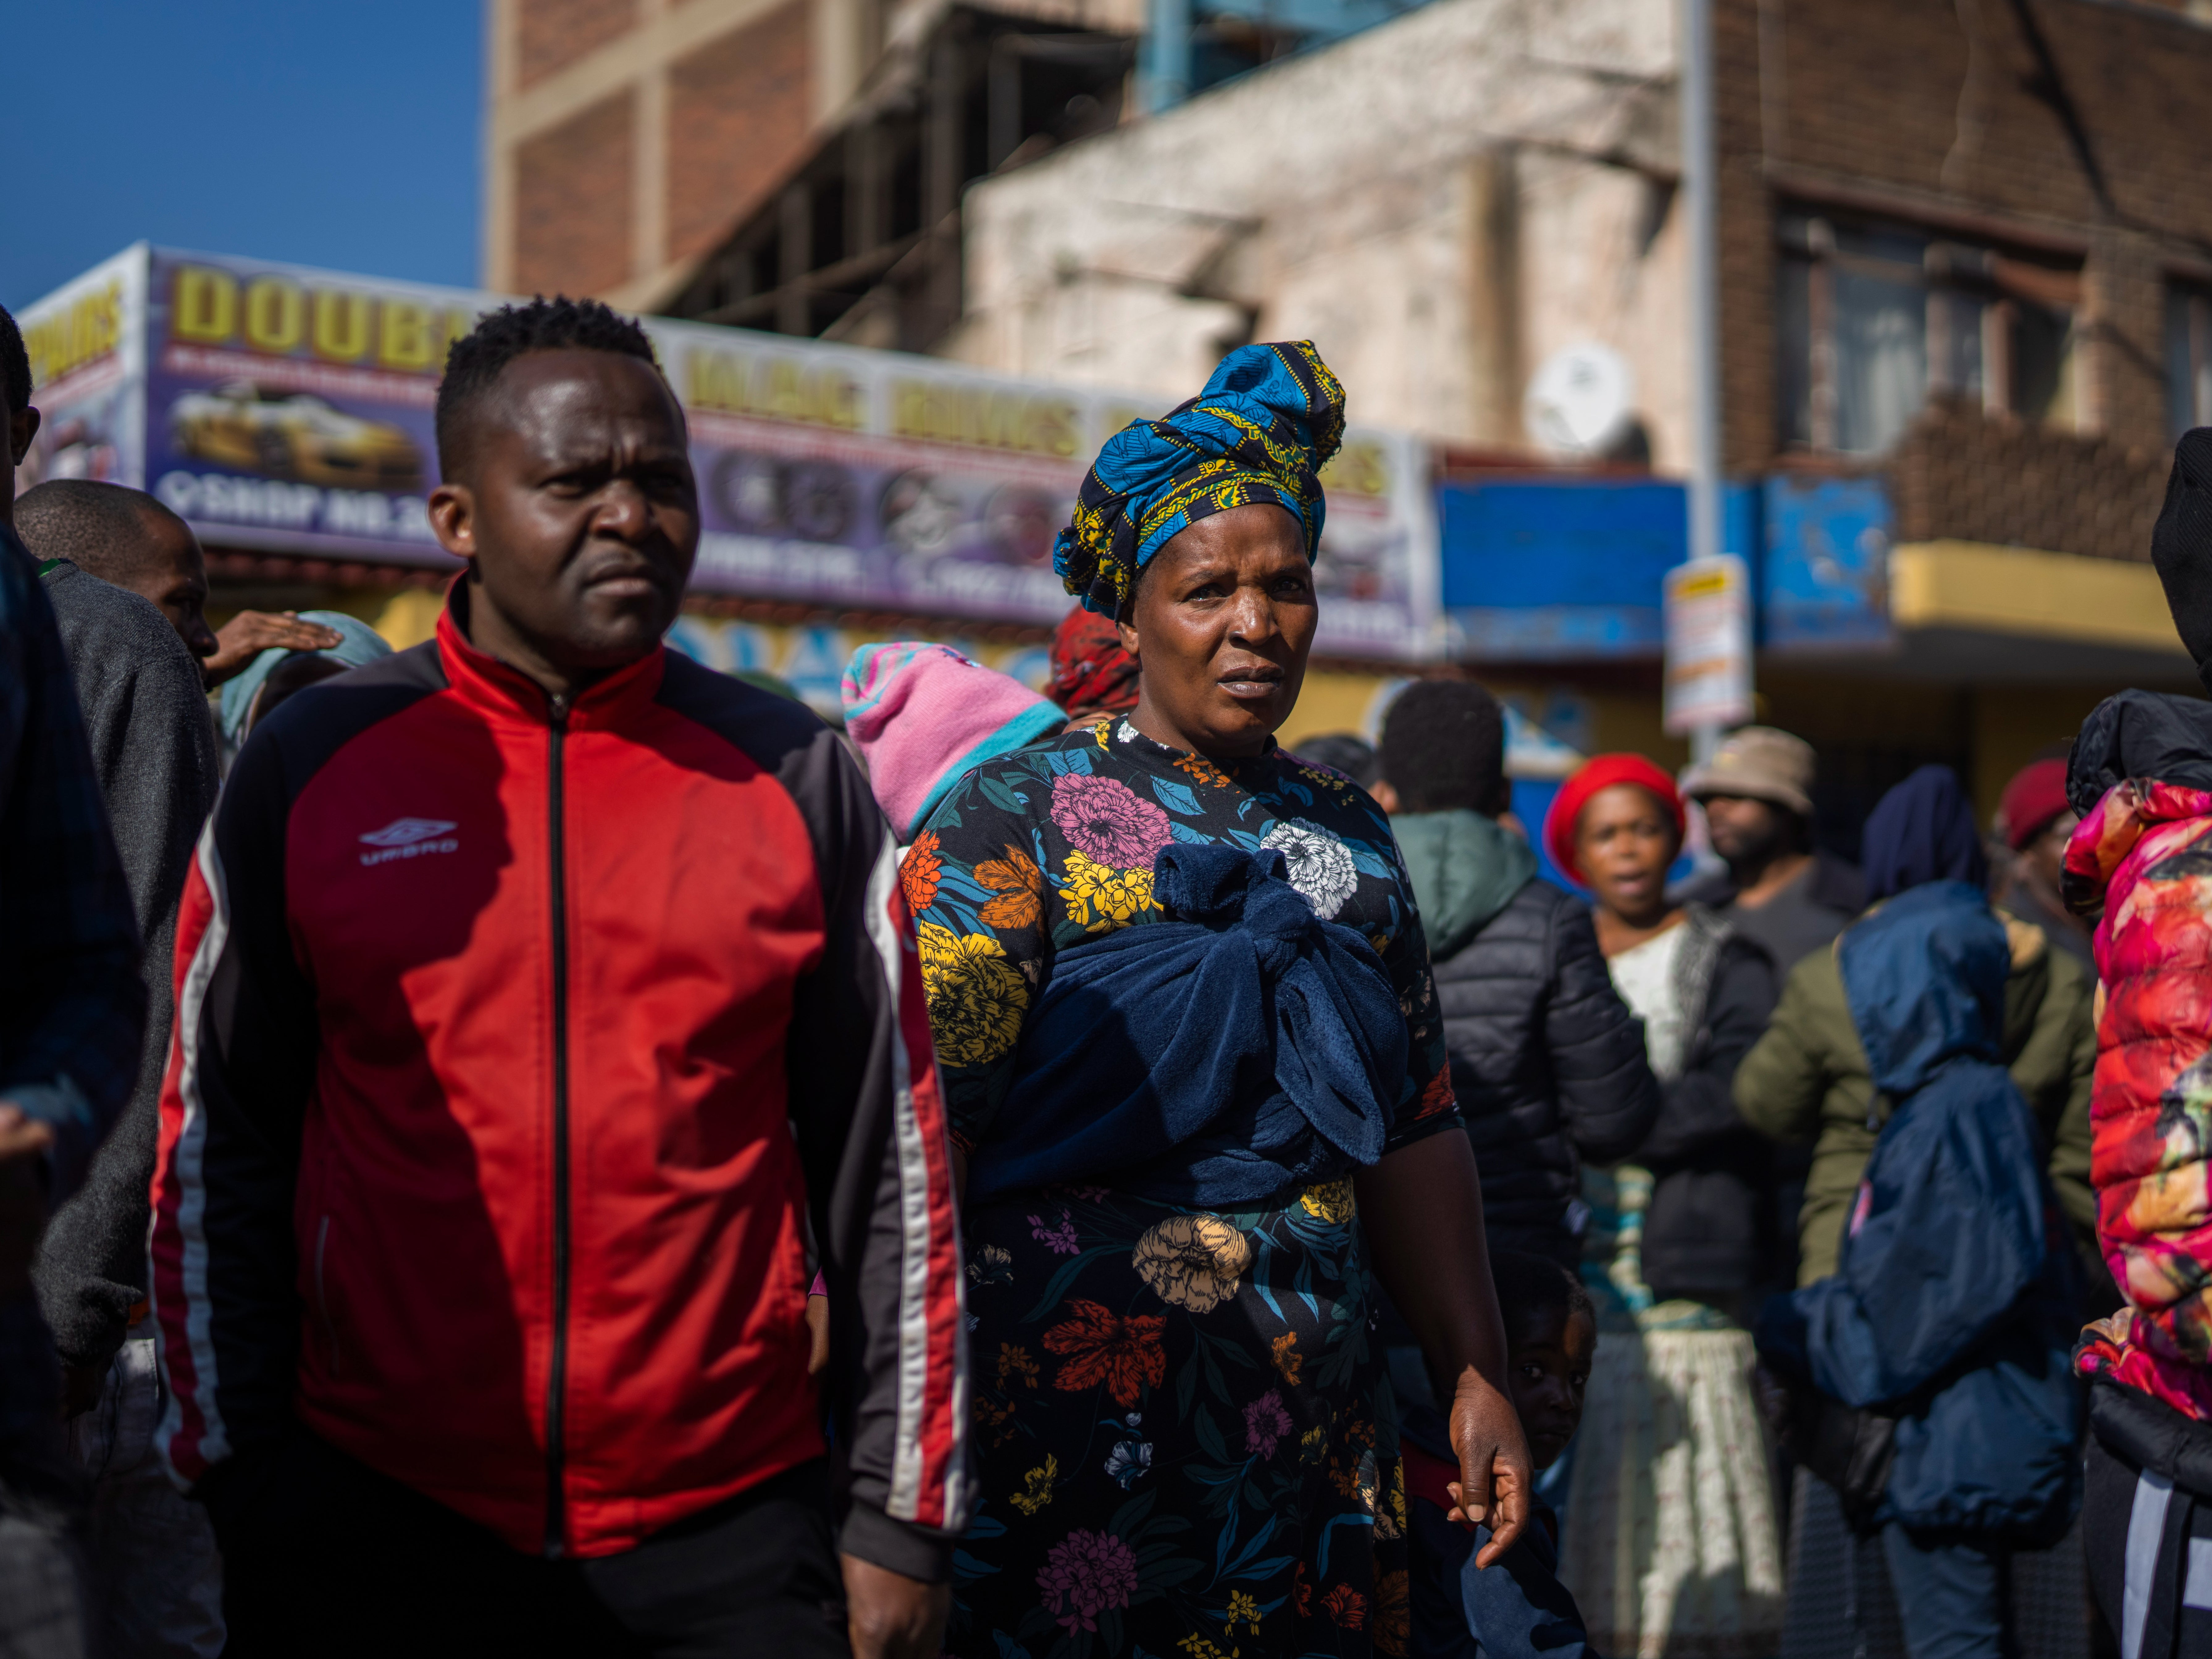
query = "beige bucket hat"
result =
(1680, 725, 1816, 817)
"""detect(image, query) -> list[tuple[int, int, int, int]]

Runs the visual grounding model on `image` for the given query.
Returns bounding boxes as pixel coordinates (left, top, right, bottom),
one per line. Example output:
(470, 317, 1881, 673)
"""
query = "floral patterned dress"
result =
(906, 717, 1462, 1659)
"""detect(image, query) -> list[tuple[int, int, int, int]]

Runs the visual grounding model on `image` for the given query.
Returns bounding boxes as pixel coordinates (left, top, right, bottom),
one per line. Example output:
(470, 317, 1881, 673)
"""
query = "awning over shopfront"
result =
(1871, 540, 2194, 684)
(1436, 471, 2189, 682)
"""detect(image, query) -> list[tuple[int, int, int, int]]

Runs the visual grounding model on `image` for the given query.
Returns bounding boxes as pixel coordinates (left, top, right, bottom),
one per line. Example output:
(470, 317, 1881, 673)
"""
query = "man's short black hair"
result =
(14, 480, 188, 578)
(1378, 679, 1507, 814)
(1490, 1249, 1594, 1346)
(0, 302, 31, 417)
(434, 296, 668, 478)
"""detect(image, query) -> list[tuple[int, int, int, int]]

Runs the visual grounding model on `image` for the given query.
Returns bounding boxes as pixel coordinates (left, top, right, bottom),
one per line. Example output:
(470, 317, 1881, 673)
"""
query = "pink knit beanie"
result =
(840, 643, 1064, 841)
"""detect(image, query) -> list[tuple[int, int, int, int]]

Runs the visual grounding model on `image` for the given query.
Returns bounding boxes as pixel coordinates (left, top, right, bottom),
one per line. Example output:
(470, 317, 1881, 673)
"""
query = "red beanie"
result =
(1543, 754, 1685, 888)
(1999, 758, 2071, 851)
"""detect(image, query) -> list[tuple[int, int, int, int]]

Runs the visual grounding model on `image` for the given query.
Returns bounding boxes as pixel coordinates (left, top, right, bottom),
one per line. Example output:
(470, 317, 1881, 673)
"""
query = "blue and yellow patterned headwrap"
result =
(1053, 340, 1346, 616)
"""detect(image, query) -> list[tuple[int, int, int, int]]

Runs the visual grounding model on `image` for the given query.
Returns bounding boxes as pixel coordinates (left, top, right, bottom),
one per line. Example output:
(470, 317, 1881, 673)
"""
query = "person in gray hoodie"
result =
(14, 481, 225, 1659)
(1375, 681, 1658, 1268)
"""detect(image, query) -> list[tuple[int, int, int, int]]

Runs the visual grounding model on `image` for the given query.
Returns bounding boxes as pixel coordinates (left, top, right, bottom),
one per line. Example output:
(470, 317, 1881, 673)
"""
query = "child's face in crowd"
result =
(1507, 1304, 1596, 1471)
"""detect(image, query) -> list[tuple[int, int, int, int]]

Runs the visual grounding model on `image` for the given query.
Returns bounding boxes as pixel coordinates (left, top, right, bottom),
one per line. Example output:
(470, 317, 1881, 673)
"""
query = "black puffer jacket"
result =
(1395, 811, 1659, 1266)
(1625, 907, 1781, 1303)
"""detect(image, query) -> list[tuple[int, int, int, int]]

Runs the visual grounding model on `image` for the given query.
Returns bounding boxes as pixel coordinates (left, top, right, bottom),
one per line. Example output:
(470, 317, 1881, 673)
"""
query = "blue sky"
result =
(3, 1, 482, 312)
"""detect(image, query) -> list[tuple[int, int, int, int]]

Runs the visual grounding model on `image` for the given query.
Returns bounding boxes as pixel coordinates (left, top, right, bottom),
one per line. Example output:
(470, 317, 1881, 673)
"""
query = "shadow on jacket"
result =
(1393, 809, 1658, 1267)
(1733, 908, 2096, 1288)
(1757, 881, 2082, 1544)
(1629, 906, 1781, 1306)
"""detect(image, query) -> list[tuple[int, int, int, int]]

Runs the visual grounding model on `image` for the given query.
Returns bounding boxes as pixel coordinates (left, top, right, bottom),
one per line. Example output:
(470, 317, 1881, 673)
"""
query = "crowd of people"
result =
(3, 291, 2212, 1659)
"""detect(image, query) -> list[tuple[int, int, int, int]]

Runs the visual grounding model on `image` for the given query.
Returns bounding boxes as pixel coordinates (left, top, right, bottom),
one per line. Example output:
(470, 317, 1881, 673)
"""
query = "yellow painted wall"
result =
(372, 589, 445, 649)
(207, 589, 406, 636)
(1573, 689, 1683, 771)
(1967, 685, 2112, 819)
(1892, 541, 2187, 656)
(1281, 669, 1681, 770)
(1275, 671, 1403, 751)
(1759, 671, 1969, 754)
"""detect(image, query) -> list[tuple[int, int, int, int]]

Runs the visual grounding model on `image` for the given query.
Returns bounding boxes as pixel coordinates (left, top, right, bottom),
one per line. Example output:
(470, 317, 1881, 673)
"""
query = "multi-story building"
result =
(482, 0, 883, 311)
(911, 0, 2212, 823)
(345, 0, 2212, 827)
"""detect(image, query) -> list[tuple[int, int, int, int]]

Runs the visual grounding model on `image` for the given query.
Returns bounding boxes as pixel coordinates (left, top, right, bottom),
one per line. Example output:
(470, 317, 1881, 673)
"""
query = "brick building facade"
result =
(483, 0, 1142, 315)
(477, 0, 2211, 818)
(1716, 0, 2212, 554)
(492, 0, 2212, 530)
(484, 0, 870, 310)
(931, 0, 2209, 820)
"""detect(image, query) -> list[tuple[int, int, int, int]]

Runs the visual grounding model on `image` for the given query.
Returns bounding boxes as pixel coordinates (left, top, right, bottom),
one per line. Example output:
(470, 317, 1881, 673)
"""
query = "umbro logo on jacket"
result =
(356, 817, 459, 864)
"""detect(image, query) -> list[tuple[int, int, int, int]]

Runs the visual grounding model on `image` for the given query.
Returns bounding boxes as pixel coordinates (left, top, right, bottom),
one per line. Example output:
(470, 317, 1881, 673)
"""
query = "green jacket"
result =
(1733, 910, 2096, 1286)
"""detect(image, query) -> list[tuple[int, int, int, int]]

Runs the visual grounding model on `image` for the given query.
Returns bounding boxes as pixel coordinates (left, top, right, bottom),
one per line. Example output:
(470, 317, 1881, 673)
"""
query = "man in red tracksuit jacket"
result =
(147, 299, 968, 1657)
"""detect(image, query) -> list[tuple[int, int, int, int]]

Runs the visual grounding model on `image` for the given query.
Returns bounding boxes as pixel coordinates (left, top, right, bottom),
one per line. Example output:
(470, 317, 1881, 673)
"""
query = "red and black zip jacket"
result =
(148, 592, 969, 1574)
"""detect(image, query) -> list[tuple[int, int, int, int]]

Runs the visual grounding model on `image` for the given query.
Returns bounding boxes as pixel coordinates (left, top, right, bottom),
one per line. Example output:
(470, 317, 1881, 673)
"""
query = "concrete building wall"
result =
(947, 0, 1686, 450)
(513, 90, 639, 296)
(486, 0, 860, 308)
(517, 0, 641, 87)
(954, 0, 2211, 498)
(485, 0, 1142, 311)
(665, 7, 817, 269)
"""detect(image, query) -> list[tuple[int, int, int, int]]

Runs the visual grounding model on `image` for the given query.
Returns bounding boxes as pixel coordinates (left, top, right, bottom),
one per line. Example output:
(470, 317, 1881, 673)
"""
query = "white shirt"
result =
(1607, 921, 1690, 1083)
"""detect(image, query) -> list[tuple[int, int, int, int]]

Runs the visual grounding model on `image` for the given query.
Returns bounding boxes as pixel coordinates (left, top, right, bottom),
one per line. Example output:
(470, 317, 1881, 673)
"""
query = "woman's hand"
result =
(1355, 1130, 1533, 1564)
(1444, 1368, 1534, 1567)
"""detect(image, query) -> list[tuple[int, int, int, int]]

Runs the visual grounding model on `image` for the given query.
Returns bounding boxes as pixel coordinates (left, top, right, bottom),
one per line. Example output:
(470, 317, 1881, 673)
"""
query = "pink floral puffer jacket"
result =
(2067, 775, 2212, 1420)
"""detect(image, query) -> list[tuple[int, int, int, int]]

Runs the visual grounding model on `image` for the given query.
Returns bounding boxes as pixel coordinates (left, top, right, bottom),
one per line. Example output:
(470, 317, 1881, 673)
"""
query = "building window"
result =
(1778, 212, 2082, 455)
(2167, 283, 2212, 438)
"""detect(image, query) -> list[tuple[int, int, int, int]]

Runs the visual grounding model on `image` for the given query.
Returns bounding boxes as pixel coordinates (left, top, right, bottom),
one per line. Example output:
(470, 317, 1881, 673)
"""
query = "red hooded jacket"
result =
(2066, 715, 2212, 1423)
(148, 591, 969, 1573)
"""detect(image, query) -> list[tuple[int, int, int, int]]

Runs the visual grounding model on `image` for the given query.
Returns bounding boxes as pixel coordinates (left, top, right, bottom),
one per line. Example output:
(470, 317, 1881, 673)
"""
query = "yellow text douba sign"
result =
(17, 245, 1436, 656)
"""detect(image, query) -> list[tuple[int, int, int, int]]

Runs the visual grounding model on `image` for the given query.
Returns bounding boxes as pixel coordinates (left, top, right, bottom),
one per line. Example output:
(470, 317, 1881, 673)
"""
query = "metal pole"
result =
(1680, 0, 1728, 763)
(1146, 0, 1191, 114)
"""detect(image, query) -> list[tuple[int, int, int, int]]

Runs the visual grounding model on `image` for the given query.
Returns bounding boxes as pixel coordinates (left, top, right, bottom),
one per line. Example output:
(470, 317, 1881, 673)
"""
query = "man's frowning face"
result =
(429, 349, 698, 679)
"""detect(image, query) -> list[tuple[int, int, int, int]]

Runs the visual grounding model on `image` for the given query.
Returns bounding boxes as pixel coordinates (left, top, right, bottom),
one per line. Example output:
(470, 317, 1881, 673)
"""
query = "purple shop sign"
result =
(18, 247, 1440, 656)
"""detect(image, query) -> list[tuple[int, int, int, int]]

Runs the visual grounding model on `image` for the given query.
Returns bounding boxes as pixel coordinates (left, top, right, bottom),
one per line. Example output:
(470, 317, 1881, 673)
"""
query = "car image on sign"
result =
(168, 381, 425, 492)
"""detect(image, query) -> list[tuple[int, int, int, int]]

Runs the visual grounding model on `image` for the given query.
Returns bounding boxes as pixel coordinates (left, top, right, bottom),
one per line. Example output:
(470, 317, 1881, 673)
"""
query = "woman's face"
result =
(1575, 783, 1680, 924)
(1119, 502, 1316, 757)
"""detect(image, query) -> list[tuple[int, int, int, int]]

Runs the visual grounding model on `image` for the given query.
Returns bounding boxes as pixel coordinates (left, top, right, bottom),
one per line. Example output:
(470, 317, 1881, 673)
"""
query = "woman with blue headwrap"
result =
(910, 343, 1531, 1657)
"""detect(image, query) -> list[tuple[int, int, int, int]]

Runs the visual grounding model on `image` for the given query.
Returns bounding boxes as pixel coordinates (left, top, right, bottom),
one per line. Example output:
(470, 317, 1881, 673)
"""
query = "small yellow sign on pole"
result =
(1663, 554, 1752, 736)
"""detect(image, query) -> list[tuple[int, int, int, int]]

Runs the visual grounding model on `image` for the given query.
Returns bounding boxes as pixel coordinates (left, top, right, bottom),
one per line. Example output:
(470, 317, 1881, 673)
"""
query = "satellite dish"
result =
(1524, 343, 1636, 457)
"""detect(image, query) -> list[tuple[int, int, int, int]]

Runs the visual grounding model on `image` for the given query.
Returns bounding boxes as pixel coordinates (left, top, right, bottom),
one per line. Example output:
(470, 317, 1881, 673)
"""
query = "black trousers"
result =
(210, 1430, 849, 1658)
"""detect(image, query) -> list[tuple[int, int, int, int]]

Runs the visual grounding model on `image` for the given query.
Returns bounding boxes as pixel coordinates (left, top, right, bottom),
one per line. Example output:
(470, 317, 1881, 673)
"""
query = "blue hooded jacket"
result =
(1757, 881, 2081, 1540)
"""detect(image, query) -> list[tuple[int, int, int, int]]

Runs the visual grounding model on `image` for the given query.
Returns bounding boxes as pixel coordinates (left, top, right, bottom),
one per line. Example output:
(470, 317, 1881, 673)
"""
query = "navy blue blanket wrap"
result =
(1756, 881, 2082, 1542)
(965, 842, 1409, 1208)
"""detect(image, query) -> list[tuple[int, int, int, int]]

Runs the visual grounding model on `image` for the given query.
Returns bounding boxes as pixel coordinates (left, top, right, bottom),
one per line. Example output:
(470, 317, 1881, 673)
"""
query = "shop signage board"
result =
(17, 245, 1441, 660)
(1760, 474, 1894, 650)
(1661, 554, 1753, 734)
(1436, 477, 1762, 662)
(15, 248, 153, 504)
(1436, 478, 1682, 659)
